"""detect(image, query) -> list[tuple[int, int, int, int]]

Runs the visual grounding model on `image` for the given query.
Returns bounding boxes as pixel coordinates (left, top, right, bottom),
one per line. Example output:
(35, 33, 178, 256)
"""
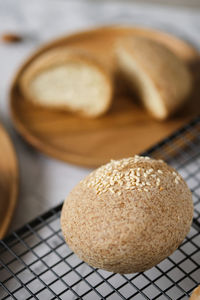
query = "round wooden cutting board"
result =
(0, 123, 18, 238)
(10, 26, 200, 167)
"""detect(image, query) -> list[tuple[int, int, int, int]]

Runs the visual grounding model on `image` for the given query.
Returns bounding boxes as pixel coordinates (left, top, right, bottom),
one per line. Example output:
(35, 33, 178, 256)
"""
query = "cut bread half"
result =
(20, 48, 113, 118)
(116, 36, 192, 120)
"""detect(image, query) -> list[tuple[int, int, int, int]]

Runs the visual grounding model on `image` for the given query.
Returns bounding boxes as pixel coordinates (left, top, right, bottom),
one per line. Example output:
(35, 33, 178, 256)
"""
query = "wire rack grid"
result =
(0, 116, 200, 300)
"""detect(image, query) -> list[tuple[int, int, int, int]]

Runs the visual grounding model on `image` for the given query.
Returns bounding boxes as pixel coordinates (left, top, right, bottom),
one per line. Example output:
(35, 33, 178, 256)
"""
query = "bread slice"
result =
(116, 36, 192, 120)
(20, 48, 113, 117)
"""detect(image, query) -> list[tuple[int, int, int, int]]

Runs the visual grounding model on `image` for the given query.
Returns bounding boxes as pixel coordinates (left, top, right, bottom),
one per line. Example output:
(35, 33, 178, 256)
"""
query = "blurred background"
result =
(119, 0, 200, 8)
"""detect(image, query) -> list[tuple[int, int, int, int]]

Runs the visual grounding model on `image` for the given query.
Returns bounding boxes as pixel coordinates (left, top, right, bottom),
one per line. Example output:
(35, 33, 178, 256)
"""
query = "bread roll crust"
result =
(190, 286, 200, 300)
(61, 156, 193, 274)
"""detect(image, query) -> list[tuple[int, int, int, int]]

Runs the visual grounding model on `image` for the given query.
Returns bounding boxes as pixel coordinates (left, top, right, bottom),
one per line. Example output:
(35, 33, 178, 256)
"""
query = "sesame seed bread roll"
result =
(20, 48, 113, 118)
(190, 286, 200, 300)
(61, 156, 193, 274)
(116, 37, 192, 120)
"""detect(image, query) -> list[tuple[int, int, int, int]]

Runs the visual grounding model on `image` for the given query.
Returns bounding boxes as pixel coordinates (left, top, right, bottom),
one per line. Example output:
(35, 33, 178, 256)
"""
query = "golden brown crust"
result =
(190, 286, 200, 300)
(61, 156, 193, 274)
(116, 36, 193, 120)
(20, 48, 113, 118)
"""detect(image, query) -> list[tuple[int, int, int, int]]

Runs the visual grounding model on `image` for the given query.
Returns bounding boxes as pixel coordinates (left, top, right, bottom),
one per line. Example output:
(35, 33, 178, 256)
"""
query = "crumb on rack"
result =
(1, 33, 22, 43)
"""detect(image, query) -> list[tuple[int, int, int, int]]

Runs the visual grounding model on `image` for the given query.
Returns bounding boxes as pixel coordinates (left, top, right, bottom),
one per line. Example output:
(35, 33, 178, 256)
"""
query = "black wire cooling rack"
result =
(0, 116, 200, 300)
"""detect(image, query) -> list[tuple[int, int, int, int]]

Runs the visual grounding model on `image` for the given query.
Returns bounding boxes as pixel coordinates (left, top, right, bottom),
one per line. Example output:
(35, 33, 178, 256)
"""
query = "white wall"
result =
(100, 0, 200, 9)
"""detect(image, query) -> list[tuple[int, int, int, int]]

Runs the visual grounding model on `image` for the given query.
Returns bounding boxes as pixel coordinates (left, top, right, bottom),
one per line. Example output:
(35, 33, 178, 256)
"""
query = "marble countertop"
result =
(0, 0, 200, 232)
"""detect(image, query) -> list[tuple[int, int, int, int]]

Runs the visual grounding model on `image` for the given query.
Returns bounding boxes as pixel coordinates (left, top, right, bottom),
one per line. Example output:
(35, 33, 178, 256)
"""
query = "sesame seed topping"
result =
(175, 176, 181, 184)
(109, 188, 115, 194)
(85, 156, 166, 195)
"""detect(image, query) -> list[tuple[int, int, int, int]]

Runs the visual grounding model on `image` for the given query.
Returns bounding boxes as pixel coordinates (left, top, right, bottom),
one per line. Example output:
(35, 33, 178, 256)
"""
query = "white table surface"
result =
(0, 0, 200, 233)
